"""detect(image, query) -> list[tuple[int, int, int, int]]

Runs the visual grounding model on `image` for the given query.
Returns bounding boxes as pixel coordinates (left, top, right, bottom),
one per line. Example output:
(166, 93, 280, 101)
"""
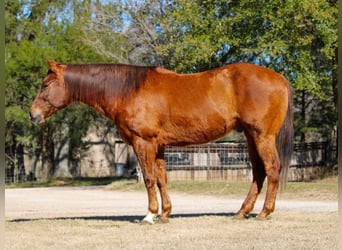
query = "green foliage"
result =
(156, 0, 337, 88)
(5, 0, 112, 179)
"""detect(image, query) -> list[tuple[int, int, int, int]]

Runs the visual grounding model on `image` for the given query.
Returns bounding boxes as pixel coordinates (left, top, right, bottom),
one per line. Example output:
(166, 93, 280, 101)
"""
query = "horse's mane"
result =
(64, 63, 154, 102)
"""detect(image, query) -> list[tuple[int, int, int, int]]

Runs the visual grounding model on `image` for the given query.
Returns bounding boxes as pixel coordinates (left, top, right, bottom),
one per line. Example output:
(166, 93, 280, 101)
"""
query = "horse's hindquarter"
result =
(230, 64, 289, 136)
(117, 64, 289, 146)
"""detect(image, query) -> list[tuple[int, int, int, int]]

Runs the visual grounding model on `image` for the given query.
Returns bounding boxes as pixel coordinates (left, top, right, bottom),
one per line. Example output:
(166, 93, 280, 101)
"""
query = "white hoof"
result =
(142, 212, 158, 224)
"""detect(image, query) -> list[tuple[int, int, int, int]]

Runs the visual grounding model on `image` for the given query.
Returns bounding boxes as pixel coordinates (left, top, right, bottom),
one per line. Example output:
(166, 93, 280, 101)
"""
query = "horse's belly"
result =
(159, 113, 236, 146)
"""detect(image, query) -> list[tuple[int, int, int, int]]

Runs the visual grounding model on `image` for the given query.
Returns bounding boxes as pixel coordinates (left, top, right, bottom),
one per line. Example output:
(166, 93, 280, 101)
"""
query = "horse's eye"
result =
(41, 84, 49, 89)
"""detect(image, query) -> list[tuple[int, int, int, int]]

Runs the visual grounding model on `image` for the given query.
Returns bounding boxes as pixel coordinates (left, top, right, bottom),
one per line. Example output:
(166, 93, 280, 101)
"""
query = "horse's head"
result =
(29, 60, 68, 124)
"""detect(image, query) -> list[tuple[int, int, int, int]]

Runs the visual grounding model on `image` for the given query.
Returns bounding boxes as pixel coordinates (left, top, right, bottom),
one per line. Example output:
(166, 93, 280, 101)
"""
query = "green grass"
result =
(285, 177, 337, 193)
(105, 175, 338, 199)
(167, 181, 251, 195)
(5, 177, 125, 189)
(105, 179, 253, 195)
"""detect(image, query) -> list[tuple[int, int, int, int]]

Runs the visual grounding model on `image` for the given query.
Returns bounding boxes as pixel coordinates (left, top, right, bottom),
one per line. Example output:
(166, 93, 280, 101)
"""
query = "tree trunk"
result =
(40, 123, 55, 180)
(300, 90, 306, 143)
(16, 143, 26, 182)
(332, 47, 338, 154)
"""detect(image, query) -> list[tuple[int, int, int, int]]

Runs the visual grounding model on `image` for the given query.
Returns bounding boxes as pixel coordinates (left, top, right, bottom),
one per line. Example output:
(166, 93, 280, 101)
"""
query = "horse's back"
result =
(152, 63, 289, 124)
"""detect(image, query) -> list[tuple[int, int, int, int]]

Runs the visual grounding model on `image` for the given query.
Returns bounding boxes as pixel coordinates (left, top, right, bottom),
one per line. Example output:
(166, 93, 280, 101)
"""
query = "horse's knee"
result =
(267, 169, 280, 184)
(157, 172, 167, 187)
(144, 174, 156, 189)
(265, 160, 281, 184)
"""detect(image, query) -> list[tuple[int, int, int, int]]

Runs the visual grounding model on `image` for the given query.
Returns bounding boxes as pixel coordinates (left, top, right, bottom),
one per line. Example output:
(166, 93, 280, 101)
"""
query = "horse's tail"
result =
(277, 83, 294, 190)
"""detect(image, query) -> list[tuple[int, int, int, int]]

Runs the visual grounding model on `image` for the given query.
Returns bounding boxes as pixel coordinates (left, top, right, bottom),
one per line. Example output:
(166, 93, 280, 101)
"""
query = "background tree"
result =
(5, 0, 114, 180)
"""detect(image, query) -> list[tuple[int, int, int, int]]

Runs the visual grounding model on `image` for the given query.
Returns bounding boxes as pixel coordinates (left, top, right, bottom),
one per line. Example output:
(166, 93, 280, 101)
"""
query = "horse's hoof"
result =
(140, 212, 159, 225)
(255, 214, 271, 221)
(133, 218, 152, 225)
(156, 217, 170, 224)
(233, 213, 247, 220)
(139, 219, 154, 225)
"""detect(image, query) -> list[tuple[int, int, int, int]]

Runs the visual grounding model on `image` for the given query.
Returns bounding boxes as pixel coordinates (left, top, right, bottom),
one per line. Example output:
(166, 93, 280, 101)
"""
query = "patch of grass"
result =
(280, 176, 338, 200)
(167, 181, 252, 195)
(105, 179, 145, 191)
(104, 179, 253, 195)
(5, 177, 129, 189)
(106, 175, 337, 200)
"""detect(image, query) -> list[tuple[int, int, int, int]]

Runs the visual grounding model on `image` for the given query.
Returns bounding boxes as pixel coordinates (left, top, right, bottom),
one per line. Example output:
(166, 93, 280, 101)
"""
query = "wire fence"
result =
(5, 141, 336, 184)
(163, 142, 335, 181)
(164, 143, 251, 181)
(165, 143, 250, 168)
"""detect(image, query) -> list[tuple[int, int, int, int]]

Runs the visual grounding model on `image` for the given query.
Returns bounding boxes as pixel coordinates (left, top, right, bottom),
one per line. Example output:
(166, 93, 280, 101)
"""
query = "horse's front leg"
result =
(156, 146, 172, 223)
(132, 137, 159, 224)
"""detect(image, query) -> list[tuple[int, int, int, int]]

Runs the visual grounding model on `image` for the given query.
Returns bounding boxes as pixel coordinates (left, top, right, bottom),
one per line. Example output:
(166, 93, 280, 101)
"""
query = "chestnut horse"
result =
(30, 60, 293, 223)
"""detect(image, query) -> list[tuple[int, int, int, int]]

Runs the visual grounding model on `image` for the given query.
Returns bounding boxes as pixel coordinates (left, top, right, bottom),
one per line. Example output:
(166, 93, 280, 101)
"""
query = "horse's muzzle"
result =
(29, 110, 44, 124)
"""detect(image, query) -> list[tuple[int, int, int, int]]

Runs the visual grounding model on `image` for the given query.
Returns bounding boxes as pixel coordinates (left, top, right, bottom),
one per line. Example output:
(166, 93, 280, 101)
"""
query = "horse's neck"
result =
(65, 64, 149, 120)
(65, 68, 115, 118)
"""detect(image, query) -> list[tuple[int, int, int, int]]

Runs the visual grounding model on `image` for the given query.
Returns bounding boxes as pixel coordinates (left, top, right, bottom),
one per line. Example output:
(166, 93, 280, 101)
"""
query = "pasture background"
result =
(5, 176, 338, 250)
(5, 0, 337, 185)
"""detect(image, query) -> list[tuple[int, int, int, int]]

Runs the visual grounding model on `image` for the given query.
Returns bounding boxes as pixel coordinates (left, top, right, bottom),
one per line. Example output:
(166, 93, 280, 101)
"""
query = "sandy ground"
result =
(5, 186, 337, 220)
(5, 186, 338, 250)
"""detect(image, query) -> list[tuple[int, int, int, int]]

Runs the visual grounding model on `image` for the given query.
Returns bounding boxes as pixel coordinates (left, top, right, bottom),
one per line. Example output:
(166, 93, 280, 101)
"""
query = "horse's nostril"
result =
(29, 111, 42, 124)
(29, 111, 36, 121)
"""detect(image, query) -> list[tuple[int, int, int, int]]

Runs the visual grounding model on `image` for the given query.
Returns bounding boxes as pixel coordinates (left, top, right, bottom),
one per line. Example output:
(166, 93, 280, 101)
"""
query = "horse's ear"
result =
(47, 60, 66, 73)
(47, 60, 57, 70)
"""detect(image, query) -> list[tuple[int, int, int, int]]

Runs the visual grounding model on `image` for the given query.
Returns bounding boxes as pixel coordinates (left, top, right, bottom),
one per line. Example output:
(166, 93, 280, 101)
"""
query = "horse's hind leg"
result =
(236, 132, 266, 219)
(155, 146, 172, 223)
(254, 135, 281, 219)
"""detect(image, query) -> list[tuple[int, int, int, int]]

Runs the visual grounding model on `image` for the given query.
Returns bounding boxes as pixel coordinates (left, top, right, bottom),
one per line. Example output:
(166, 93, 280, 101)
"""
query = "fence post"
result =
(323, 141, 328, 164)
(207, 145, 210, 180)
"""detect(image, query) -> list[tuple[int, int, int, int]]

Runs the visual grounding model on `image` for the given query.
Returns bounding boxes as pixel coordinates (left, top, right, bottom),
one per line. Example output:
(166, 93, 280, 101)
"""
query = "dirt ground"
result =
(5, 186, 338, 250)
